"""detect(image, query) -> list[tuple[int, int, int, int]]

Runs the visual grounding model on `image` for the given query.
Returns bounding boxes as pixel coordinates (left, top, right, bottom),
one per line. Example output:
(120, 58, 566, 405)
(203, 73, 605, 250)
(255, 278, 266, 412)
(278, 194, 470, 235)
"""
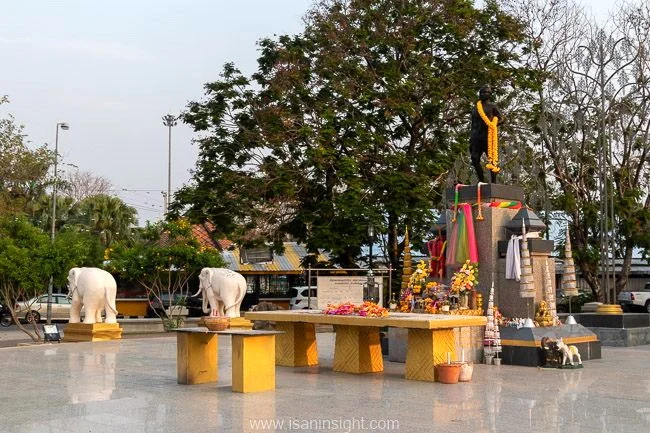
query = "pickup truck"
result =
(618, 283, 650, 313)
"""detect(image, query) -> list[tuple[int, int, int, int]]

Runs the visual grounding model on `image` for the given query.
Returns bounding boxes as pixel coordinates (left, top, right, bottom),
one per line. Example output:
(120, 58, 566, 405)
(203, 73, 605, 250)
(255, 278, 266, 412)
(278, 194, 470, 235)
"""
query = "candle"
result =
(447, 352, 451, 364)
(461, 349, 465, 363)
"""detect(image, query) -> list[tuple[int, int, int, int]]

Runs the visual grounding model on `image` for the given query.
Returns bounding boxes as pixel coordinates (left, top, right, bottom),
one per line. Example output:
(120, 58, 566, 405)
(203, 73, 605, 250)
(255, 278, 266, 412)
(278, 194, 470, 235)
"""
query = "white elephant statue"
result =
(68, 267, 118, 324)
(194, 268, 247, 318)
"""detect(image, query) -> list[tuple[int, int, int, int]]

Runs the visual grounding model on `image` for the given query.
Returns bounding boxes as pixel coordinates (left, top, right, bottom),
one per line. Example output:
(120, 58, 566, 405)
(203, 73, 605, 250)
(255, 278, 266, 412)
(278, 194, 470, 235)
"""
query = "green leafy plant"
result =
(106, 219, 225, 329)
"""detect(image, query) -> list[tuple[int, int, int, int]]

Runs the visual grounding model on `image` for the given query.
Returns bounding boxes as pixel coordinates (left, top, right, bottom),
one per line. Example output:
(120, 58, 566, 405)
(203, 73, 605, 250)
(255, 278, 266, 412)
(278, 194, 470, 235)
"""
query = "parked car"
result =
(618, 283, 650, 312)
(1, 301, 13, 326)
(289, 287, 318, 310)
(147, 293, 202, 317)
(14, 294, 76, 323)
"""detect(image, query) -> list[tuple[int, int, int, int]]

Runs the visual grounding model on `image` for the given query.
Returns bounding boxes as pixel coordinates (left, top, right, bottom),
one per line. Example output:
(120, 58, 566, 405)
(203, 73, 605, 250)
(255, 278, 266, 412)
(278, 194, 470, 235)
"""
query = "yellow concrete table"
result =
(175, 328, 282, 392)
(244, 311, 486, 381)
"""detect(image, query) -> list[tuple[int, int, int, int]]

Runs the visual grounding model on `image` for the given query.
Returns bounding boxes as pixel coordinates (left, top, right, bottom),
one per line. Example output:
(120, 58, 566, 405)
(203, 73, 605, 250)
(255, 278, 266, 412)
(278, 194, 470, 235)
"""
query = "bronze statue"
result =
(470, 85, 504, 183)
(534, 300, 554, 327)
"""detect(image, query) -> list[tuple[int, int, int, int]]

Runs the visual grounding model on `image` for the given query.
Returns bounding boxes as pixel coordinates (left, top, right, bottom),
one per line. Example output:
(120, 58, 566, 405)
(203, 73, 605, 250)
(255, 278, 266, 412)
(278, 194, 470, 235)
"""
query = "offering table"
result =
(244, 310, 486, 382)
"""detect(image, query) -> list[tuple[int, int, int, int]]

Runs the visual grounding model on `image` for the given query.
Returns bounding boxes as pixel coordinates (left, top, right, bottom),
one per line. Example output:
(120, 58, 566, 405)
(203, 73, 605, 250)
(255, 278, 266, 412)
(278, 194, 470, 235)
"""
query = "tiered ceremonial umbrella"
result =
(519, 221, 535, 298)
(401, 226, 413, 292)
(483, 280, 498, 361)
(562, 226, 578, 321)
(543, 259, 558, 323)
(519, 220, 535, 323)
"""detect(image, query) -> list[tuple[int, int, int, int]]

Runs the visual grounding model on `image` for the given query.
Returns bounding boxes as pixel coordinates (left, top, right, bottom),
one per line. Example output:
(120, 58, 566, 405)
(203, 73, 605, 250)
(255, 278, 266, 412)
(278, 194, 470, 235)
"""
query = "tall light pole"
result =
(364, 223, 378, 304)
(46, 122, 69, 325)
(162, 114, 177, 215)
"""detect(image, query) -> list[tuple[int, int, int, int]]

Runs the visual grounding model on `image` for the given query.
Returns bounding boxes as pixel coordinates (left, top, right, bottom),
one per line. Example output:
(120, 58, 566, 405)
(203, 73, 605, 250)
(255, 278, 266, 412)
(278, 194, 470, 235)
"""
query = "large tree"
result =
(174, 0, 530, 274)
(68, 194, 138, 248)
(0, 96, 53, 217)
(106, 219, 224, 328)
(506, 0, 650, 302)
(60, 170, 113, 203)
(0, 217, 101, 341)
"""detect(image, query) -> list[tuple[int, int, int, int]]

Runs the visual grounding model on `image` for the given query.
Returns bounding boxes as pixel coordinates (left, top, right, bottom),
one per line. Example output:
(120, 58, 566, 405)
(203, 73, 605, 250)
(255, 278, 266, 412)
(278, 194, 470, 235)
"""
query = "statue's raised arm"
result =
(470, 85, 504, 183)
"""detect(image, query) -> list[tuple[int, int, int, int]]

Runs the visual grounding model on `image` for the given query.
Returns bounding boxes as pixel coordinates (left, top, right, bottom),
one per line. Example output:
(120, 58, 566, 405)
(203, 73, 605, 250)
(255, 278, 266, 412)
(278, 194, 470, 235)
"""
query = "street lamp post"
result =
(162, 114, 177, 215)
(46, 122, 69, 325)
(364, 224, 379, 304)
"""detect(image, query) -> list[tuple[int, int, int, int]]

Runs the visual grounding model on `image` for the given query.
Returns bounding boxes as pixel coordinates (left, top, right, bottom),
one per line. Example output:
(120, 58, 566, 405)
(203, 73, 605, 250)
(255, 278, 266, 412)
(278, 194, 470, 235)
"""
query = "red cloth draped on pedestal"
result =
(428, 236, 447, 279)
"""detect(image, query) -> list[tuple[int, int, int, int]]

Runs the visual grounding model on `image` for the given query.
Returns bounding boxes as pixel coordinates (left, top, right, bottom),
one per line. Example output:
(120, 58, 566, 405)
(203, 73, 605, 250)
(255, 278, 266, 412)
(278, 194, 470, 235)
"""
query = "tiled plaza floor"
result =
(1, 332, 649, 433)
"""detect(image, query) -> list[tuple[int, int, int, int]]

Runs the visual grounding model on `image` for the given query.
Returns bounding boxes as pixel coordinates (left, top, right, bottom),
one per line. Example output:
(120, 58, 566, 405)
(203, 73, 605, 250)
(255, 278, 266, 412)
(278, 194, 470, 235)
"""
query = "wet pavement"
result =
(1, 332, 649, 433)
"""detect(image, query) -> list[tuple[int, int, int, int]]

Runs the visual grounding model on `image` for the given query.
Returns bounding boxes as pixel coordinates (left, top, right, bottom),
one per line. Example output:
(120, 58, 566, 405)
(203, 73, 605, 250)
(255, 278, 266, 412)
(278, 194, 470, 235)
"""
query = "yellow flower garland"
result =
(476, 101, 500, 173)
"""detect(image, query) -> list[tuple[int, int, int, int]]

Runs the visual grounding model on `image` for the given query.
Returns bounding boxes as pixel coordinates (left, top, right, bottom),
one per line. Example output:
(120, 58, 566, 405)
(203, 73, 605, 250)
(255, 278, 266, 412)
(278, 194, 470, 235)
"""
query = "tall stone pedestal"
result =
(445, 184, 554, 319)
(63, 323, 123, 342)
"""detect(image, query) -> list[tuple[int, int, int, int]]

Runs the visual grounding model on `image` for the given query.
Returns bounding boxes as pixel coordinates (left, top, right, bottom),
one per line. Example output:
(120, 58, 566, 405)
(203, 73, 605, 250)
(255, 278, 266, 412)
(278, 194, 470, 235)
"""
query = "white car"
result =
(289, 287, 318, 310)
(14, 294, 75, 322)
(618, 283, 650, 312)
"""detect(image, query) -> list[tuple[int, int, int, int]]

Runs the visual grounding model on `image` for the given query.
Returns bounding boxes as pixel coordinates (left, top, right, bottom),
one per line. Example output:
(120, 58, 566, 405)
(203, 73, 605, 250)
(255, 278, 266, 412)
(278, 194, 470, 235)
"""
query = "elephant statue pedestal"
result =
(199, 316, 253, 330)
(229, 317, 253, 330)
(63, 323, 123, 342)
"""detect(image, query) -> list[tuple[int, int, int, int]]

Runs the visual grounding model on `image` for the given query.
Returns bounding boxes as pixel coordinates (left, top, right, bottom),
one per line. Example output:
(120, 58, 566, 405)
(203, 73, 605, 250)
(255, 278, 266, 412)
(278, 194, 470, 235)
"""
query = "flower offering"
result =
(408, 260, 429, 294)
(450, 260, 478, 294)
(324, 301, 389, 317)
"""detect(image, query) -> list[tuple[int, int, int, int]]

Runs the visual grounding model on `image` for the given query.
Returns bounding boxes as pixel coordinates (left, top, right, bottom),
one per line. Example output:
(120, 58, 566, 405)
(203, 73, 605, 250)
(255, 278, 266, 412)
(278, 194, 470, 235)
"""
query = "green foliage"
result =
(0, 97, 54, 217)
(173, 0, 531, 272)
(106, 219, 225, 324)
(0, 216, 105, 340)
(68, 194, 138, 247)
(52, 227, 105, 286)
(0, 216, 52, 299)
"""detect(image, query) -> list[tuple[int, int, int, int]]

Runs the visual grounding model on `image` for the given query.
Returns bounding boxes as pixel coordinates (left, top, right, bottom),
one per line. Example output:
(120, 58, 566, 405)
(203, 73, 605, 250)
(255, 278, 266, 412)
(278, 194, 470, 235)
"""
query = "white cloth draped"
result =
(506, 235, 521, 281)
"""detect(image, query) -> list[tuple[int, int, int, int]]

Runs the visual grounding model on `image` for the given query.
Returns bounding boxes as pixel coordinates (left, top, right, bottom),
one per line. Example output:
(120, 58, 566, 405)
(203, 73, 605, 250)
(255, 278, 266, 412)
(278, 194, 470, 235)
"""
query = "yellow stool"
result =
(175, 328, 219, 385)
(220, 330, 281, 393)
(175, 328, 281, 392)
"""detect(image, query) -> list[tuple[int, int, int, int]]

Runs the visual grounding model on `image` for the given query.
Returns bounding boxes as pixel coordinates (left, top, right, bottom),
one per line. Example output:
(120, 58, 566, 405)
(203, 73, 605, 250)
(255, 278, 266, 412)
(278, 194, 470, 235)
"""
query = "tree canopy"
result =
(106, 219, 225, 327)
(505, 0, 650, 301)
(173, 0, 531, 273)
(0, 96, 53, 218)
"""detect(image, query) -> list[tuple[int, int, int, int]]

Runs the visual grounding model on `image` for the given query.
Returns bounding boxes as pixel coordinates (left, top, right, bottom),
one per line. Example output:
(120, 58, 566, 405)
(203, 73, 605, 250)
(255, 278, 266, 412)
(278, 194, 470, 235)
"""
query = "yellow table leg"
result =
(231, 334, 276, 393)
(405, 328, 455, 382)
(176, 332, 218, 384)
(333, 325, 383, 374)
(274, 322, 319, 367)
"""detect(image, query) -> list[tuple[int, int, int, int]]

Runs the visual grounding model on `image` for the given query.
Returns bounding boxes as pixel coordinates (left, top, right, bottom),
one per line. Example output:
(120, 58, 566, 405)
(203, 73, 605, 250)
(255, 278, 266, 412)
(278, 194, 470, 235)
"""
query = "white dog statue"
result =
(556, 338, 582, 366)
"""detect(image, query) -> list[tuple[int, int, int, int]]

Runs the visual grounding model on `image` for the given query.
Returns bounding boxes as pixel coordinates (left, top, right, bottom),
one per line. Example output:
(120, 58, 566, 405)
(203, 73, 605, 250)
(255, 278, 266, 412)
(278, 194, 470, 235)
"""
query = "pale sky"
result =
(0, 0, 618, 224)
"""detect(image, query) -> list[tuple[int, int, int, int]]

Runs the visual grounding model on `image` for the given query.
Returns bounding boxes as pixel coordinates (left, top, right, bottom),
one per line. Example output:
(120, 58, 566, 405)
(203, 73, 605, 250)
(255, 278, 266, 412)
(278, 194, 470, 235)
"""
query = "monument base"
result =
(63, 323, 123, 342)
(500, 324, 601, 367)
(560, 313, 650, 346)
(596, 304, 624, 315)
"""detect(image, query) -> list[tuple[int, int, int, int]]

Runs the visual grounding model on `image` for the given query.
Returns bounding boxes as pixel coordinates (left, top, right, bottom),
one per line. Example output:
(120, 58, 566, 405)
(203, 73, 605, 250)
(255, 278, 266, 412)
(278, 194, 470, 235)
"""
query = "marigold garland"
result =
(476, 100, 500, 173)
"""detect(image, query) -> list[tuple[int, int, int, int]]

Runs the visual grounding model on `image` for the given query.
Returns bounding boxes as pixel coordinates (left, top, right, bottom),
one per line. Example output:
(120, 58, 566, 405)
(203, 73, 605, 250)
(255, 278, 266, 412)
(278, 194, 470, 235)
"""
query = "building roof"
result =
(222, 242, 330, 274)
(191, 222, 221, 250)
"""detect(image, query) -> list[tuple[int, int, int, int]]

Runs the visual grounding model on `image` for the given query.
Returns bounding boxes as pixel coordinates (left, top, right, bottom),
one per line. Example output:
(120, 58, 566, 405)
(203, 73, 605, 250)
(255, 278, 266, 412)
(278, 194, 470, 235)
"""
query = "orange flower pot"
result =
(436, 363, 461, 384)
